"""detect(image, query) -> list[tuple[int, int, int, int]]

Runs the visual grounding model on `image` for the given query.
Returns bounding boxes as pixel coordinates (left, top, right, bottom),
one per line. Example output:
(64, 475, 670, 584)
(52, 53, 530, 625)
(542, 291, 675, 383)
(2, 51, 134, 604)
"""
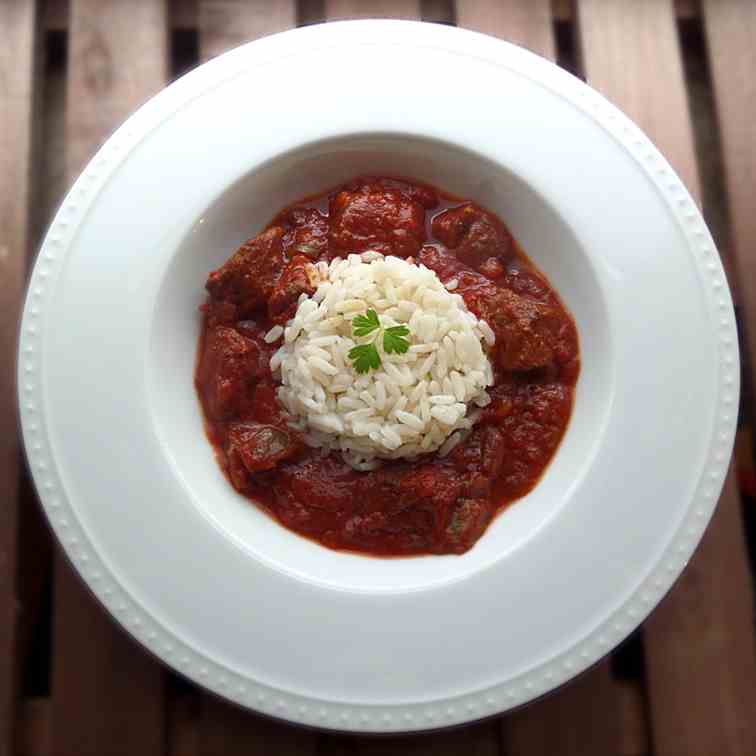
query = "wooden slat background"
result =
(2, 1, 755, 755)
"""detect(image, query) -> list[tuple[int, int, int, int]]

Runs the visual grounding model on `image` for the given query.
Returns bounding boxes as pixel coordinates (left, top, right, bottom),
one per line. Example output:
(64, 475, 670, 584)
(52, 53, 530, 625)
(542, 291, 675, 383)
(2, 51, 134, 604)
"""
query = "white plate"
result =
(19, 20, 737, 732)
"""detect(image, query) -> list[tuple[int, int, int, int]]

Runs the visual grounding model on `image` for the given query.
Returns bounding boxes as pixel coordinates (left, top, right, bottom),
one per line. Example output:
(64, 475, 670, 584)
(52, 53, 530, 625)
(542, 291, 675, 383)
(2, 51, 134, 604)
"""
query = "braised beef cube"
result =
(274, 489, 313, 530)
(431, 203, 512, 271)
(397, 466, 462, 533)
(444, 498, 492, 553)
(196, 326, 267, 420)
(226, 422, 300, 487)
(465, 286, 562, 372)
(463, 473, 492, 498)
(203, 299, 237, 327)
(344, 511, 389, 539)
(249, 382, 287, 426)
(399, 466, 461, 510)
(478, 257, 505, 280)
(418, 244, 466, 282)
(358, 468, 405, 516)
(402, 182, 439, 210)
(206, 226, 285, 316)
(268, 254, 316, 323)
(285, 457, 356, 514)
(342, 176, 440, 210)
(329, 183, 426, 258)
(501, 268, 552, 302)
(281, 207, 329, 259)
(449, 426, 505, 478)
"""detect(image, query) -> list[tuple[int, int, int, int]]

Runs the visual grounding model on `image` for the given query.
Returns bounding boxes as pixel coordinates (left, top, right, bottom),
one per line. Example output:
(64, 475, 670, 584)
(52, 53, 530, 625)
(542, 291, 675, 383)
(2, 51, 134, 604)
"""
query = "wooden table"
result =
(2, 2, 756, 754)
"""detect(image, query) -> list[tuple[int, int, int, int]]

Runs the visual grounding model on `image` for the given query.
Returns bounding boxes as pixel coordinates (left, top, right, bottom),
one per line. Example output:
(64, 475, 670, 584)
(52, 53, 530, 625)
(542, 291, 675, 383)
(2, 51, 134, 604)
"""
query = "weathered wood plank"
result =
(51, 2, 169, 754)
(17, 697, 52, 756)
(578, 0, 700, 199)
(65, 0, 169, 179)
(617, 679, 650, 756)
(199, 698, 318, 755)
(704, 0, 756, 407)
(421, 0, 454, 24)
(0, 2, 40, 754)
(198, 0, 296, 62)
(351, 721, 500, 756)
(167, 689, 200, 756)
(46, 0, 199, 31)
(505, 665, 618, 756)
(644, 468, 756, 756)
(456, 0, 555, 59)
(325, 0, 421, 20)
(578, 3, 756, 755)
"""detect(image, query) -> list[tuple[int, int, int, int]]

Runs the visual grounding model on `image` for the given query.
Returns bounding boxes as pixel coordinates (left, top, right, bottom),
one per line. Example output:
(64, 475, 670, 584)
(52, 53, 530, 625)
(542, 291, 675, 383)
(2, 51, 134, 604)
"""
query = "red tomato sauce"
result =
(196, 177, 579, 555)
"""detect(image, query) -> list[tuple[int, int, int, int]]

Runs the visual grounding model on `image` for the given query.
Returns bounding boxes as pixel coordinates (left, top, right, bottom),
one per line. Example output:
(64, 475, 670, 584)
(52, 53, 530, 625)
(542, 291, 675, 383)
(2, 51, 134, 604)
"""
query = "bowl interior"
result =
(149, 133, 612, 592)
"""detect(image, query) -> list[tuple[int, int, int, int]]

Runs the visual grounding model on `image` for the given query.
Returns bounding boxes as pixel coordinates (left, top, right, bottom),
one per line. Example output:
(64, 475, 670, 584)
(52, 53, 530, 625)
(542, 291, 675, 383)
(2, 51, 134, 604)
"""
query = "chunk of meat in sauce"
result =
(450, 426, 507, 478)
(329, 183, 426, 258)
(444, 498, 491, 553)
(419, 246, 573, 372)
(206, 227, 285, 316)
(472, 287, 570, 371)
(398, 465, 462, 523)
(279, 207, 329, 259)
(195, 326, 269, 420)
(342, 176, 440, 210)
(268, 254, 316, 323)
(431, 203, 512, 273)
(249, 381, 287, 427)
(282, 457, 357, 515)
(483, 380, 572, 496)
(225, 422, 300, 490)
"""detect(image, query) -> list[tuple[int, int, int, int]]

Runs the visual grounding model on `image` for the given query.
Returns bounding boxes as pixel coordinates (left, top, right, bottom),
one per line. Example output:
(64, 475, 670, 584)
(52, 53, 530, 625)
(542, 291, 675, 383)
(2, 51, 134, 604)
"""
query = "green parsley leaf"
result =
(348, 344, 381, 374)
(383, 325, 410, 355)
(352, 309, 381, 338)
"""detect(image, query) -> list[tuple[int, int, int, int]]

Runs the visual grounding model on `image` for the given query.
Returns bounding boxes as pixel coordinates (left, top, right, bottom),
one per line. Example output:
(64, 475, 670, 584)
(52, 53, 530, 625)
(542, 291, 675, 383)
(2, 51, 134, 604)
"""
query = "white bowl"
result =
(19, 20, 737, 732)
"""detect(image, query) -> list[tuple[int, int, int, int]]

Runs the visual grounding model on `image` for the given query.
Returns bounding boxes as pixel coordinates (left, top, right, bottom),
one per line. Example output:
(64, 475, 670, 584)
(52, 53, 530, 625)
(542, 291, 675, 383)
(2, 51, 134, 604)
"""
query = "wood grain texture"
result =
(65, 0, 168, 178)
(351, 721, 500, 756)
(0, 3, 39, 755)
(325, 0, 421, 20)
(617, 679, 650, 756)
(199, 697, 317, 755)
(456, 0, 555, 59)
(421, 0, 454, 24)
(504, 664, 617, 756)
(51, 2, 169, 754)
(198, 0, 296, 62)
(577, 0, 701, 201)
(644, 468, 756, 756)
(168, 690, 200, 756)
(577, 6, 756, 754)
(17, 698, 51, 756)
(704, 0, 756, 404)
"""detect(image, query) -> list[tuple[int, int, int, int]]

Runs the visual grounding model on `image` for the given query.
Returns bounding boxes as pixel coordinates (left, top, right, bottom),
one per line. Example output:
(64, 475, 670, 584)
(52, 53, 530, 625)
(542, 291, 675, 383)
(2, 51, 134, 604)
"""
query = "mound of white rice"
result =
(268, 252, 495, 470)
